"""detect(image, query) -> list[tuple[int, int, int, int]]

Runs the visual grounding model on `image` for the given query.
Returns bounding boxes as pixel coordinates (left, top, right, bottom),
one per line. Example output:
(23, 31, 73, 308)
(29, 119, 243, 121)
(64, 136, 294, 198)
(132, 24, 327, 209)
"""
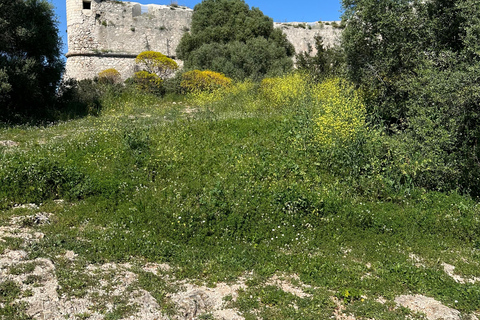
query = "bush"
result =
(98, 68, 121, 84)
(313, 78, 366, 149)
(135, 51, 178, 79)
(55, 79, 113, 118)
(180, 70, 232, 92)
(295, 35, 345, 82)
(0, 155, 95, 204)
(177, 0, 294, 80)
(163, 71, 184, 94)
(131, 71, 164, 95)
(341, 0, 480, 195)
(260, 73, 308, 109)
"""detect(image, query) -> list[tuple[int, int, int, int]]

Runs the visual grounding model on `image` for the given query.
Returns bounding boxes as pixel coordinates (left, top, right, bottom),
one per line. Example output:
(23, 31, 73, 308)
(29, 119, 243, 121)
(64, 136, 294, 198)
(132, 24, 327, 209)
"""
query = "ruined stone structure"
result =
(275, 22, 342, 55)
(65, 0, 342, 80)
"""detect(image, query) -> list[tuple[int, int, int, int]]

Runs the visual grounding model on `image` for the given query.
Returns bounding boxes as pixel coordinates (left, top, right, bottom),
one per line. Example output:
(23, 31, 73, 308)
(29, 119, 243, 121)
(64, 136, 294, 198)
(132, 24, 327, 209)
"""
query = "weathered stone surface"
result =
(65, 0, 192, 80)
(0, 140, 19, 147)
(65, 0, 342, 81)
(274, 22, 342, 54)
(395, 294, 461, 320)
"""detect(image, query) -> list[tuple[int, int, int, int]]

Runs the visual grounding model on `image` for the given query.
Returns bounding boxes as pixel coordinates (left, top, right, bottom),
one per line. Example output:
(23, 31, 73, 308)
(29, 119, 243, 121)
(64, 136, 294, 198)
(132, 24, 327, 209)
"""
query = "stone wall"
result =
(274, 22, 342, 55)
(65, 0, 192, 80)
(65, 0, 342, 80)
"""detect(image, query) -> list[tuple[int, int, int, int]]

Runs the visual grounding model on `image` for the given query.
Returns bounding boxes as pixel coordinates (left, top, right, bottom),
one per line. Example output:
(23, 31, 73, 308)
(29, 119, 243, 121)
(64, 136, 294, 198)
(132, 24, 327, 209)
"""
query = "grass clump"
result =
(0, 280, 20, 302)
(9, 262, 37, 275)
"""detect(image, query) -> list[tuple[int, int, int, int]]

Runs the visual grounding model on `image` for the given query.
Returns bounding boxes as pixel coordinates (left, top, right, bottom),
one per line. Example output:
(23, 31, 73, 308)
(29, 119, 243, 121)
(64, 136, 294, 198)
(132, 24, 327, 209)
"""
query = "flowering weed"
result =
(313, 78, 366, 149)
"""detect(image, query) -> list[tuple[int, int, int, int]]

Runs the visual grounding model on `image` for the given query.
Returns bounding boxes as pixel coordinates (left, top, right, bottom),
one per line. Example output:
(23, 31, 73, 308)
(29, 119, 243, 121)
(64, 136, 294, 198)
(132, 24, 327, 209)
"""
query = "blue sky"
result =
(50, 0, 343, 56)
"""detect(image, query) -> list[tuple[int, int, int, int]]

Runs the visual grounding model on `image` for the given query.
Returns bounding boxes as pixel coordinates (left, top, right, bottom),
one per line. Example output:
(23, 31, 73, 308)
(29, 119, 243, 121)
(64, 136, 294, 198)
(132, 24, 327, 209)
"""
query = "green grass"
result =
(1, 87, 479, 319)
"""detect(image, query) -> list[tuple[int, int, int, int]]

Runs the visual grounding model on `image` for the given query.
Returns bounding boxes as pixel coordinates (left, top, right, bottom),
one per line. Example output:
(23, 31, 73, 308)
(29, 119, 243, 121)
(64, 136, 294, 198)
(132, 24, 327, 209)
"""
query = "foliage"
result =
(98, 68, 121, 84)
(341, 0, 480, 196)
(135, 51, 178, 79)
(296, 35, 345, 82)
(0, 0, 64, 117)
(2, 80, 480, 317)
(313, 78, 366, 149)
(260, 73, 308, 109)
(131, 71, 164, 95)
(190, 79, 259, 113)
(180, 70, 232, 92)
(54, 79, 120, 119)
(177, 0, 294, 80)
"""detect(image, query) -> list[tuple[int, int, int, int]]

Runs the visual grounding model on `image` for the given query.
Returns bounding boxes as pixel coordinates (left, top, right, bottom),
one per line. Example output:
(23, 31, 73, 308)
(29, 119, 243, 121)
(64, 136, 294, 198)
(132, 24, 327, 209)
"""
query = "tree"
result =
(0, 0, 64, 116)
(135, 51, 178, 79)
(295, 35, 345, 82)
(177, 0, 294, 80)
(341, 0, 480, 195)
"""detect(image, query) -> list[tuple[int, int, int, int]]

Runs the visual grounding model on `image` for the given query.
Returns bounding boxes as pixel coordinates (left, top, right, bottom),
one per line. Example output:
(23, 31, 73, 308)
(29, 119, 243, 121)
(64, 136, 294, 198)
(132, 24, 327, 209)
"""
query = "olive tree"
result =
(0, 0, 64, 116)
(341, 0, 480, 194)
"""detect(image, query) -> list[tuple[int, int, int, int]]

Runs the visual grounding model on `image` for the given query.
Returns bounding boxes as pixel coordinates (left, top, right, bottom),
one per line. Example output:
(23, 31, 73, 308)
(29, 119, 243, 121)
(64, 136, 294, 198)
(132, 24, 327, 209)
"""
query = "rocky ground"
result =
(0, 207, 479, 320)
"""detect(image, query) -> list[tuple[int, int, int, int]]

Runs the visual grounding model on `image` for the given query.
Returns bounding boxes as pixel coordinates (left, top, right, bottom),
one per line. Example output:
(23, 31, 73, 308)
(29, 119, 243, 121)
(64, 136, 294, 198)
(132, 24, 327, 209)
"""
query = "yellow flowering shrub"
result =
(181, 70, 232, 92)
(135, 51, 178, 79)
(133, 71, 163, 93)
(260, 73, 307, 108)
(313, 78, 366, 148)
(98, 68, 121, 84)
(191, 80, 256, 109)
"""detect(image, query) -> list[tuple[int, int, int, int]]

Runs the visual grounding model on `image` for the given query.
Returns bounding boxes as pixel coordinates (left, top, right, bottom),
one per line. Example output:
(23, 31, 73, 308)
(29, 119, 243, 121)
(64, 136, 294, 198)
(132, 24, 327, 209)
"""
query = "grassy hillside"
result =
(0, 76, 479, 319)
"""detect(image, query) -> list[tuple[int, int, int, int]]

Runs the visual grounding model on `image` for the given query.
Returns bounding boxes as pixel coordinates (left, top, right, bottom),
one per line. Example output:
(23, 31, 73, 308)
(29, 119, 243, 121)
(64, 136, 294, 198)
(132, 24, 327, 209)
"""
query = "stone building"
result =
(65, 0, 342, 80)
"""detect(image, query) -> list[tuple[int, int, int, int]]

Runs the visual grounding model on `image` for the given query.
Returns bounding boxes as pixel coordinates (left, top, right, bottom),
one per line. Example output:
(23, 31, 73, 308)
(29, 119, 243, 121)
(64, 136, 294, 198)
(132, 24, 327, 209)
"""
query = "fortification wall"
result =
(65, 0, 192, 80)
(65, 0, 342, 80)
(275, 22, 342, 55)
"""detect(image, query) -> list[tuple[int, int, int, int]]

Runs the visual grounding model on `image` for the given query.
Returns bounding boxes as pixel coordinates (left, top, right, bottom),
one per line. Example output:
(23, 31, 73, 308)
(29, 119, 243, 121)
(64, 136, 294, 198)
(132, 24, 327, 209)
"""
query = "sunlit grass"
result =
(1, 79, 479, 319)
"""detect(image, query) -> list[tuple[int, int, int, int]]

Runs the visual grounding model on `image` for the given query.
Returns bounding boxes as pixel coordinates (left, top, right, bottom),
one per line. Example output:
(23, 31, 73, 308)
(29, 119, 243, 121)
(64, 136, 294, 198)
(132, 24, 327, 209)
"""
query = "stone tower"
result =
(65, 0, 193, 80)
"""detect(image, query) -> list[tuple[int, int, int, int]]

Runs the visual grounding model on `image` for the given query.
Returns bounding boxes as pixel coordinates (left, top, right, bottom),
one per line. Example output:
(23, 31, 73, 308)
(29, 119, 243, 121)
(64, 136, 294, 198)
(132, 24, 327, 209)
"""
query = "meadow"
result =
(0, 75, 479, 319)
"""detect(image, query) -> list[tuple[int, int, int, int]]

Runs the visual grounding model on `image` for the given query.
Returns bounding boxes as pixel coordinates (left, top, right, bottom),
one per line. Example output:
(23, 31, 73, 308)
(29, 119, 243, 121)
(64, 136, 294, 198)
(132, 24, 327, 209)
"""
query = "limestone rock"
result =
(395, 294, 461, 320)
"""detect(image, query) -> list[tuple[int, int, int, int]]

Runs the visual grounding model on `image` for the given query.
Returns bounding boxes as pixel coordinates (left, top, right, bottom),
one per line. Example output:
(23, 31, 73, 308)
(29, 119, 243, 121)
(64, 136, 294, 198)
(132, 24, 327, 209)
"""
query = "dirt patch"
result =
(0, 140, 19, 147)
(170, 281, 246, 320)
(442, 263, 480, 284)
(332, 297, 357, 320)
(0, 212, 246, 320)
(395, 294, 461, 320)
(266, 274, 312, 298)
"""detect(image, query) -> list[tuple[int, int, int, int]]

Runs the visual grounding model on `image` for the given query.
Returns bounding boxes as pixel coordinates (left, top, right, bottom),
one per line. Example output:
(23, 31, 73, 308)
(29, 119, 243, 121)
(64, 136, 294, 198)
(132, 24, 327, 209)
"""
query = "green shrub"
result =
(0, 156, 95, 204)
(177, 0, 294, 80)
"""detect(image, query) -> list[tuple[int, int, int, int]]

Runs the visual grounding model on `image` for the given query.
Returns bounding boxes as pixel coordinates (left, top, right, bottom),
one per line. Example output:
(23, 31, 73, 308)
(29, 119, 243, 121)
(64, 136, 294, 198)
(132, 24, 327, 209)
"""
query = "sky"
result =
(49, 0, 343, 57)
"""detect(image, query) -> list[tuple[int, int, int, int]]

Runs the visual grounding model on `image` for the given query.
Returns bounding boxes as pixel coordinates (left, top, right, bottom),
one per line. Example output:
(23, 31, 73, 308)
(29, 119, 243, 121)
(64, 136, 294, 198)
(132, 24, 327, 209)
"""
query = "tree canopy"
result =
(177, 0, 294, 80)
(341, 0, 480, 194)
(0, 0, 64, 116)
(135, 51, 178, 79)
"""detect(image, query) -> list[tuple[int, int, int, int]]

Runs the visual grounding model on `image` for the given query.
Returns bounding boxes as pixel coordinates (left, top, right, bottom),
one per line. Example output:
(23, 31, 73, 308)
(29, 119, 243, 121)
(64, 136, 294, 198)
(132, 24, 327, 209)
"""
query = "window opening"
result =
(83, 1, 91, 10)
